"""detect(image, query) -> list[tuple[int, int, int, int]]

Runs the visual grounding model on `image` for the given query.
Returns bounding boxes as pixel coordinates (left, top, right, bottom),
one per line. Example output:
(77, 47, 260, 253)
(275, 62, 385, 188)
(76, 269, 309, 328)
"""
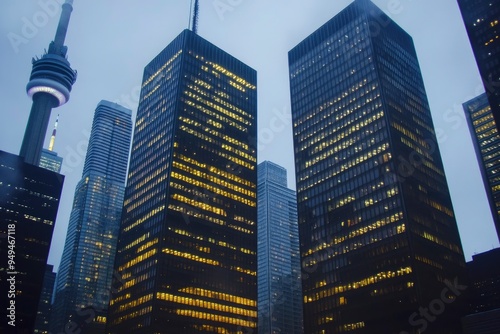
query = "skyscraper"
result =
(39, 149, 63, 173)
(257, 161, 303, 334)
(288, 0, 467, 332)
(20, 0, 77, 166)
(463, 93, 500, 242)
(107, 29, 258, 333)
(51, 101, 132, 333)
(462, 247, 500, 333)
(457, 0, 500, 135)
(465, 248, 500, 314)
(33, 264, 57, 334)
(0, 150, 64, 334)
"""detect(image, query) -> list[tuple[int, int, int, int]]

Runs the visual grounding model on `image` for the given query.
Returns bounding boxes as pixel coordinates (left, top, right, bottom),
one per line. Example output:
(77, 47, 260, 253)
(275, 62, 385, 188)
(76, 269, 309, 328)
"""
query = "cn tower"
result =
(19, 0, 77, 165)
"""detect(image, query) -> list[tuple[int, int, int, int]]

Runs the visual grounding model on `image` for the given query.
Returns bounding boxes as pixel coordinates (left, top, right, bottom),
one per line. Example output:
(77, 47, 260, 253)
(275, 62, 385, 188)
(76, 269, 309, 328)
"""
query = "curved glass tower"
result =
(51, 101, 132, 333)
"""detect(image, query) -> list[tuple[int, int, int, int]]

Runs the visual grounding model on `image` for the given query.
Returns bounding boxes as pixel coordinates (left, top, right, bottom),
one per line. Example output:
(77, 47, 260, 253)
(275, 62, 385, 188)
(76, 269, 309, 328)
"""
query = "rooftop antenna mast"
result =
(190, 0, 199, 34)
(48, 114, 59, 151)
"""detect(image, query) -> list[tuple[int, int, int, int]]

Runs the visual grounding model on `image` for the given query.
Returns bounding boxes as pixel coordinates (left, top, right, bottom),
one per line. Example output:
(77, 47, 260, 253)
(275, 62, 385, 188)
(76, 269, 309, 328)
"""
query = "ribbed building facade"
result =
(463, 93, 500, 241)
(106, 29, 258, 333)
(288, 1, 467, 332)
(257, 161, 303, 334)
(51, 101, 132, 333)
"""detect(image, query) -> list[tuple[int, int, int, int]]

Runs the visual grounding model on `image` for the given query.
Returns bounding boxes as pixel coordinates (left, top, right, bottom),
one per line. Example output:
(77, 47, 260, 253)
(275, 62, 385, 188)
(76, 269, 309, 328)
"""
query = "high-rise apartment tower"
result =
(51, 101, 132, 333)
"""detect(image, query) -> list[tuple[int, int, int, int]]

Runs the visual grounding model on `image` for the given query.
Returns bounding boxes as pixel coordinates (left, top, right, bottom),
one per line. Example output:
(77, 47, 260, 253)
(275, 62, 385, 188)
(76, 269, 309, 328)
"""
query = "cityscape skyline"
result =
(0, 0, 499, 273)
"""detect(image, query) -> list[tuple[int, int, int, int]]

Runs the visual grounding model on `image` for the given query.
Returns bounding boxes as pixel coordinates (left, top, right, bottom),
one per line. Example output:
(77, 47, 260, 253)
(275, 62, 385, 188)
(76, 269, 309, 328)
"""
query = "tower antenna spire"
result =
(190, 0, 199, 34)
(48, 114, 59, 152)
(52, 0, 74, 55)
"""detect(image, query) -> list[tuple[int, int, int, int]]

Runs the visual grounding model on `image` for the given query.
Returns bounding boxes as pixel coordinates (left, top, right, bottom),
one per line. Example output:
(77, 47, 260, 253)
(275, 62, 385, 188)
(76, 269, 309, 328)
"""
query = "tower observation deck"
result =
(20, 0, 77, 165)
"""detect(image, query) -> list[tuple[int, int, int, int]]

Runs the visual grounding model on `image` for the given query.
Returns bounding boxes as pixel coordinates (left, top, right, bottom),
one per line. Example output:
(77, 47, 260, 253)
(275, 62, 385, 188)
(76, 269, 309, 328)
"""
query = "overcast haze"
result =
(1, 0, 498, 272)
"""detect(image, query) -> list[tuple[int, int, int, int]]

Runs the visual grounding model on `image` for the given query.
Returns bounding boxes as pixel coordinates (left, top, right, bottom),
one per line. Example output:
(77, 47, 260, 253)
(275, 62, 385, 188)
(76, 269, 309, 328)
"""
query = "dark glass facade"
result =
(106, 29, 257, 333)
(463, 94, 500, 242)
(33, 264, 56, 334)
(462, 308, 500, 334)
(257, 161, 303, 334)
(462, 248, 500, 333)
(0, 150, 64, 333)
(288, 1, 467, 333)
(465, 248, 500, 313)
(51, 101, 132, 333)
(457, 0, 500, 138)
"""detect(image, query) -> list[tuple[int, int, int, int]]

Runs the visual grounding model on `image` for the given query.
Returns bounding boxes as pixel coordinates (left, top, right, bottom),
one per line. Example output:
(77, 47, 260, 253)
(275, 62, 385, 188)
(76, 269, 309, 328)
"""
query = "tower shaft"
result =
(20, 94, 59, 165)
(53, 0, 74, 52)
(20, 0, 76, 166)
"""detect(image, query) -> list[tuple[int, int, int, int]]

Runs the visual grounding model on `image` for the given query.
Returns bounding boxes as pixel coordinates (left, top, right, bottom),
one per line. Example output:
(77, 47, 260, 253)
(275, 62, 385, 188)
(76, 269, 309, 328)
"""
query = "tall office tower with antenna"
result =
(106, 28, 258, 333)
(289, 0, 467, 332)
(20, 0, 77, 165)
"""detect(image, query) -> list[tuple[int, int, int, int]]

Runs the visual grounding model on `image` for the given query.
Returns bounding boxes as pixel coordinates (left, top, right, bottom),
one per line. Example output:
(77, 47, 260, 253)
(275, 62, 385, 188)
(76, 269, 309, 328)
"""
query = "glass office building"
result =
(33, 264, 57, 334)
(457, 0, 500, 137)
(463, 93, 500, 241)
(288, 0, 467, 332)
(0, 151, 64, 334)
(39, 148, 63, 173)
(257, 161, 303, 334)
(106, 29, 258, 333)
(51, 101, 132, 333)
